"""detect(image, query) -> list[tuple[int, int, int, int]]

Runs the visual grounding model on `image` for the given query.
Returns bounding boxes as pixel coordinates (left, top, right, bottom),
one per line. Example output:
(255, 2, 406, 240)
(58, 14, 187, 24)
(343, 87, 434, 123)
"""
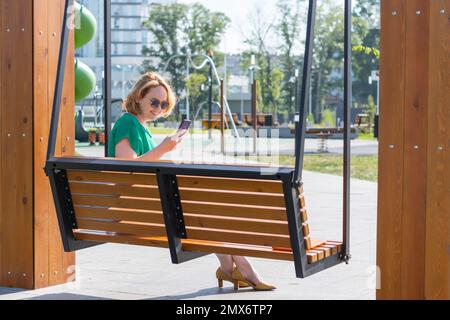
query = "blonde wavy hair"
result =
(123, 72, 176, 117)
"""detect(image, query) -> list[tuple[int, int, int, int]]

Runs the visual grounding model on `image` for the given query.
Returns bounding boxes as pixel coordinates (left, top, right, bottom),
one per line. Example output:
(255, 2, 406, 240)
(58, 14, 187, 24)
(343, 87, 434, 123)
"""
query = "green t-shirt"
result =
(108, 113, 157, 157)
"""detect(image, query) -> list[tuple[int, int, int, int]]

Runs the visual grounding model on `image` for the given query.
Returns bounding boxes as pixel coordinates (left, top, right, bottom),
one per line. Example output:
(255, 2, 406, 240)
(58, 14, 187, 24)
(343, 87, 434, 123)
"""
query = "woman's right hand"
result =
(158, 129, 187, 154)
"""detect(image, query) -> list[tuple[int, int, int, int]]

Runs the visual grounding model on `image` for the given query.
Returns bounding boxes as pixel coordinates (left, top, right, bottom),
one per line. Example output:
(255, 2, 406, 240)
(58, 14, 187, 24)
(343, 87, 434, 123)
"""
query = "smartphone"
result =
(178, 119, 192, 131)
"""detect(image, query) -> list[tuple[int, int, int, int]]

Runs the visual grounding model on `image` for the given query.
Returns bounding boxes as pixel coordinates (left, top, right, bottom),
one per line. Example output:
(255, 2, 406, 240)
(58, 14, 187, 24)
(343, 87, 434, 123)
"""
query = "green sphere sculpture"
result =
(75, 59, 96, 102)
(74, 1, 97, 102)
(74, 1, 97, 49)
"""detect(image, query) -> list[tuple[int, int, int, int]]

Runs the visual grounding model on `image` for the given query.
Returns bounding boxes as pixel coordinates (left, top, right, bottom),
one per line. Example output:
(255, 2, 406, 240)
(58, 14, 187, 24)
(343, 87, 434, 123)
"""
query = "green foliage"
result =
(186, 73, 208, 118)
(307, 112, 315, 125)
(141, 3, 230, 114)
(305, 0, 380, 123)
(240, 52, 284, 118)
(319, 108, 336, 128)
(365, 94, 376, 131)
(310, 0, 345, 121)
(141, 4, 188, 96)
(138, 0, 380, 125)
(354, 0, 380, 27)
(352, 45, 380, 58)
(275, 0, 305, 119)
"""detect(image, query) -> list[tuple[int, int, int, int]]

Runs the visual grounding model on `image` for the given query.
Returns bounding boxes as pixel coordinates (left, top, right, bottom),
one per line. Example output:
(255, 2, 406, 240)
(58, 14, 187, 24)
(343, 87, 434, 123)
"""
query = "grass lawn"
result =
(356, 131, 377, 141)
(248, 154, 378, 182)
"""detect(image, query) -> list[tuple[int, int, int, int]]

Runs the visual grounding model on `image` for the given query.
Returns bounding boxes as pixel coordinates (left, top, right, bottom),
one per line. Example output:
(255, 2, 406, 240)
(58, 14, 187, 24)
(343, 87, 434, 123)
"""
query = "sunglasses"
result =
(149, 98, 169, 111)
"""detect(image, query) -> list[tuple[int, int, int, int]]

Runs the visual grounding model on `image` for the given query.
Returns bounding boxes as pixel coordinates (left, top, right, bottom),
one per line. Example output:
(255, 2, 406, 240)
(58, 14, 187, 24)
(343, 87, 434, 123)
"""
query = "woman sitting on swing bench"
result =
(108, 72, 276, 291)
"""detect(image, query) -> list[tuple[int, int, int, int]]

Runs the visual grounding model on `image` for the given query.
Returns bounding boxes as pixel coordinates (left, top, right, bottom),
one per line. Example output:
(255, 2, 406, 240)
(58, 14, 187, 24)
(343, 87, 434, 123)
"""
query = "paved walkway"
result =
(0, 169, 377, 300)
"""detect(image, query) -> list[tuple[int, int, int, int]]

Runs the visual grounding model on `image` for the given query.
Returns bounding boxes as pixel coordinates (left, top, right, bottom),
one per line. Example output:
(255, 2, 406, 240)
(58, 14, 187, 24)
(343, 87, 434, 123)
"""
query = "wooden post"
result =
(377, 0, 449, 300)
(0, 0, 75, 290)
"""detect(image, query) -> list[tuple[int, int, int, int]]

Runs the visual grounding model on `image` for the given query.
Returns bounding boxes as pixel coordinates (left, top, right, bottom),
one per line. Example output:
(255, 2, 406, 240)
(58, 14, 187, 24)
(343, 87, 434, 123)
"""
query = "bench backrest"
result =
(67, 170, 292, 260)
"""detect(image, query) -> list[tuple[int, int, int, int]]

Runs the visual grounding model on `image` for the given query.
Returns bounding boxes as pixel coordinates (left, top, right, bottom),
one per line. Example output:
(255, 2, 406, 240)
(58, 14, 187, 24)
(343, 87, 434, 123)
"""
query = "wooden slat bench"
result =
(45, 157, 343, 278)
(45, 0, 346, 281)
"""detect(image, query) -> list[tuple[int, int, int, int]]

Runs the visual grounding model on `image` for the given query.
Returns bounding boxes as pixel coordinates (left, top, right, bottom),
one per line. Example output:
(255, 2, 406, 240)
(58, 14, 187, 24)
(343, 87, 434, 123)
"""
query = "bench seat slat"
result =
(68, 170, 157, 185)
(186, 228, 291, 248)
(75, 206, 164, 224)
(72, 194, 163, 211)
(182, 240, 293, 261)
(74, 232, 169, 248)
(184, 214, 289, 235)
(77, 220, 167, 237)
(70, 182, 160, 199)
(177, 176, 284, 194)
(181, 201, 287, 221)
(179, 189, 285, 207)
(306, 241, 343, 263)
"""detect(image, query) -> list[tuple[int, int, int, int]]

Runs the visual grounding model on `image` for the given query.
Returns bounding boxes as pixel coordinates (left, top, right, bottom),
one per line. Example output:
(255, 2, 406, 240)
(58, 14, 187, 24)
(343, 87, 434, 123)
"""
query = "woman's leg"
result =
(216, 254, 234, 275)
(232, 256, 263, 285)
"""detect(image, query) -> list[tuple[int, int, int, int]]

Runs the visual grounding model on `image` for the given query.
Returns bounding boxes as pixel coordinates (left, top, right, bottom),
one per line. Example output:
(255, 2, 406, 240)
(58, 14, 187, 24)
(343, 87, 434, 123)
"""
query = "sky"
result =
(178, 0, 279, 53)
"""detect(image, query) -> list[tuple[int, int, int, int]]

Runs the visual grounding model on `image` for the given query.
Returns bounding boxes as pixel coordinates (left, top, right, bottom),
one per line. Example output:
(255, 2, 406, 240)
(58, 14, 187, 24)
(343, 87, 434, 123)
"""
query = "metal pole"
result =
(293, 0, 317, 184)
(47, 0, 70, 160)
(208, 61, 213, 140)
(252, 79, 257, 154)
(220, 79, 225, 154)
(104, 0, 112, 157)
(342, 0, 352, 262)
(294, 68, 299, 120)
(186, 51, 190, 120)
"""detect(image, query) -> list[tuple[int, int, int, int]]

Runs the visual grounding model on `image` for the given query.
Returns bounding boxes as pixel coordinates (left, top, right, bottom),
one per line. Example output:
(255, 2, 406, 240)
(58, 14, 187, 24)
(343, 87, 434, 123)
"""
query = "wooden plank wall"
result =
(0, 0, 34, 289)
(377, 0, 406, 299)
(425, 0, 449, 300)
(34, 0, 75, 289)
(377, 0, 449, 300)
(401, 0, 429, 299)
(0, 0, 74, 289)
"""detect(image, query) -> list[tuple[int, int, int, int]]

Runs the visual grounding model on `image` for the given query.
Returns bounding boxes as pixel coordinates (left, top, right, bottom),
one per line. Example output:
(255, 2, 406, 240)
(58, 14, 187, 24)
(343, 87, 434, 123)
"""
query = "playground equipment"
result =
(163, 53, 241, 140)
(74, 1, 96, 102)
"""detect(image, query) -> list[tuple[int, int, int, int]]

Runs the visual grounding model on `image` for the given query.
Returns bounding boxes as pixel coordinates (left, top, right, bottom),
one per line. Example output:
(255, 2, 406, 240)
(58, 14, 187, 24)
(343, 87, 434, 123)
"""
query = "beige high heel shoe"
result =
(216, 267, 250, 288)
(231, 267, 276, 291)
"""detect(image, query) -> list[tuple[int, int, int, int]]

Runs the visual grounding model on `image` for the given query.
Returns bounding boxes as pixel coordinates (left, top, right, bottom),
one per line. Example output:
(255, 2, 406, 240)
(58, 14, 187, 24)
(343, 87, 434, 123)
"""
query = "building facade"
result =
(76, 0, 176, 124)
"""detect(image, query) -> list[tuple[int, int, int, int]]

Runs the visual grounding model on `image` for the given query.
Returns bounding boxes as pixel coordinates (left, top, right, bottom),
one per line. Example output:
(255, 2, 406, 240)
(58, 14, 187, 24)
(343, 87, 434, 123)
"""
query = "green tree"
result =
(141, 3, 230, 116)
(365, 94, 376, 132)
(352, 0, 380, 106)
(310, 0, 344, 122)
(241, 7, 284, 121)
(275, 0, 306, 119)
(141, 4, 187, 97)
(355, 0, 380, 27)
(309, 0, 380, 122)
